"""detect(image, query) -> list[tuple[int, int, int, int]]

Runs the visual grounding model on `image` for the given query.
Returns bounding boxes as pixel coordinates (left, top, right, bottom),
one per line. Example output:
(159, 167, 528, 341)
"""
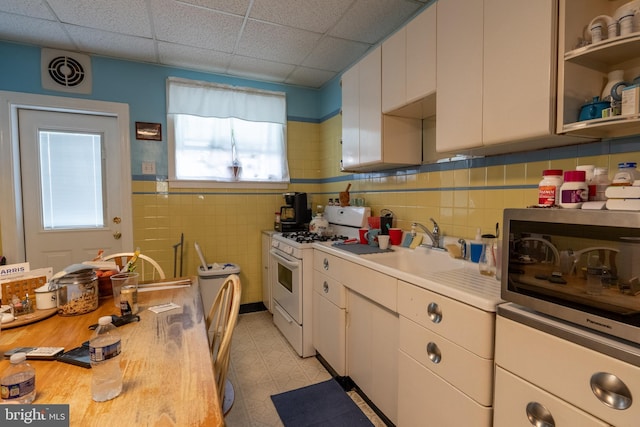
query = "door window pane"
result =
(39, 130, 105, 229)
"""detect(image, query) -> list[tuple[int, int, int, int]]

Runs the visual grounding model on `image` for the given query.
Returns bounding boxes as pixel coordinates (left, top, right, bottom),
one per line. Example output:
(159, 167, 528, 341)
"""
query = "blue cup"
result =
(365, 229, 380, 246)
(470, 242, 483, 263)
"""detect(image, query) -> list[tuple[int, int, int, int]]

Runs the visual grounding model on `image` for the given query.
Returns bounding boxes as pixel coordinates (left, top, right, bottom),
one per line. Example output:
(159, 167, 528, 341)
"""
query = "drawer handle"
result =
(525, 402, 555, 427)
(323, 258, 329, 270)
(427, 302, 442, 324)
(323, 281, 329, 293)
(426, 342, 441, 364)
(590, 372, 632, 410)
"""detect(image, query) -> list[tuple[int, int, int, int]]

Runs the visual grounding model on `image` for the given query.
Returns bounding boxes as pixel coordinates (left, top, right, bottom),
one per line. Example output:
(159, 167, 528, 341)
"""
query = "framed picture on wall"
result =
(135, 122, 162, 141)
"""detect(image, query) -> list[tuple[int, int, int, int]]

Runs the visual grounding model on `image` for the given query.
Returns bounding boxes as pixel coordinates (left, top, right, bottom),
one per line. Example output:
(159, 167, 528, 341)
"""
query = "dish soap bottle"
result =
(309, 206, 329, 236)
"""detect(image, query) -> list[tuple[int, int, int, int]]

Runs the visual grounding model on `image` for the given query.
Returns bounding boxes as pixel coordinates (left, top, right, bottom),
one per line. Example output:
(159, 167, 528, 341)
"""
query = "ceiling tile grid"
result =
(0, 0, 430, 88)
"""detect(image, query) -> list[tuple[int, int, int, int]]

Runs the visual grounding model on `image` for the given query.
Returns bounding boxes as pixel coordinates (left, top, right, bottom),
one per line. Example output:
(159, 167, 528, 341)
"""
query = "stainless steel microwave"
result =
(502, 208, 640, 345)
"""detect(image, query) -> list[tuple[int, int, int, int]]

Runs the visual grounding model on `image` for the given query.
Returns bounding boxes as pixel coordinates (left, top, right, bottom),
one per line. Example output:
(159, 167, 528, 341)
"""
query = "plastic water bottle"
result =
(90, 315, 123, 402)
(1, 352, 36, 403)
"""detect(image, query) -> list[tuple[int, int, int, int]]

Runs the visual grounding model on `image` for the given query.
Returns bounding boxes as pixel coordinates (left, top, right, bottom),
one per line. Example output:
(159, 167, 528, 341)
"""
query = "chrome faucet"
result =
(412, 218, 444, 250)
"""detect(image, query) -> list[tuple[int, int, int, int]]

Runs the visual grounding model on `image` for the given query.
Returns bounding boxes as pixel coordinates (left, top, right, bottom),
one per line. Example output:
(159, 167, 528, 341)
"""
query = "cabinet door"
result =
(347, 290, 398, 424)
(406, 3, 436, 104)
(341, 65, 360, 169)
(436, 0, 483, 152)
(358, 46, 383, 166)
(261, 233, 272, 312)
(382, 27, 406, 113)
(312, 286, 346, 376)
(483, 0, 557, 145)
(494, 367, 610, 427)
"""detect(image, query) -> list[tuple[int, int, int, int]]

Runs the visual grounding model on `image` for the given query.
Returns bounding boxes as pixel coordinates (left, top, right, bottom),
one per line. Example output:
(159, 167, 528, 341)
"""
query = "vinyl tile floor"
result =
(224, 310, 387, 427)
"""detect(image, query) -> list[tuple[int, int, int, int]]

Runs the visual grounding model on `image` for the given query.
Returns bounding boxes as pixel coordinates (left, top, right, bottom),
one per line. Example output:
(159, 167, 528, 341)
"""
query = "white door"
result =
(18, 109, 125, 272)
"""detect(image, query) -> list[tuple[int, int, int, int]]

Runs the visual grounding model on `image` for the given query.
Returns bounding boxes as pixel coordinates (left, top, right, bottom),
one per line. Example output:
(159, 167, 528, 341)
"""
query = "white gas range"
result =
(270, 206, 370, 357)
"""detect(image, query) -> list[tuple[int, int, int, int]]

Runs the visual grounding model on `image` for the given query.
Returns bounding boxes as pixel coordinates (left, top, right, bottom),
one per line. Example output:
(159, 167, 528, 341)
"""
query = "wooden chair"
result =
(206, 274, 242, 415)
(102, 252, 166, 281)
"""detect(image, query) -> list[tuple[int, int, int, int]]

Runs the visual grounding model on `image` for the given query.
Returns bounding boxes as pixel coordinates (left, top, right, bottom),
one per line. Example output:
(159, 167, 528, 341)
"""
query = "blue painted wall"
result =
(1, 41, 341, 176)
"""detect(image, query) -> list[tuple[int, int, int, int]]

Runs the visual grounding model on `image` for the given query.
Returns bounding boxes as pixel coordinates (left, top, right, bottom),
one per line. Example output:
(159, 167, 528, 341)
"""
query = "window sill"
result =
(168, 179, 289, 190)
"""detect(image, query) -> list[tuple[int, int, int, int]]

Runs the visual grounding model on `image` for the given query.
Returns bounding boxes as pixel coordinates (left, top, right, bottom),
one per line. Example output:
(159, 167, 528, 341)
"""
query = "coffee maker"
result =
(276, 192, 311, 231)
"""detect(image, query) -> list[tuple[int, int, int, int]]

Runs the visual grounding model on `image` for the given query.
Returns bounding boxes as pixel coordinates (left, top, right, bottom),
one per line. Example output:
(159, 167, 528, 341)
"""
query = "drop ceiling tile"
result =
(46, 0, 152, 38)
(152, 0, 243, 52)
(0, 14, 74, 49)
(0, 0, 57, 20)
(175, 0, 251, 16)
(227, 55, 295, 84)
(238, 20, 321, 65)
(158, 41, 232, 74)
(249, 0, 351, 33)
(285, 66, 337, 88)
(330, 0, 421, 44)
(65, 25, 158, 63)
(302, 36, 369, 72)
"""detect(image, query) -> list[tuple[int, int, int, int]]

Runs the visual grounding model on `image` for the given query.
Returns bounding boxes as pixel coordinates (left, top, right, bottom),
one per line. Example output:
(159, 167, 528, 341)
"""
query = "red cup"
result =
(389, 228, 403, 245)
(359, 228, 369, 244)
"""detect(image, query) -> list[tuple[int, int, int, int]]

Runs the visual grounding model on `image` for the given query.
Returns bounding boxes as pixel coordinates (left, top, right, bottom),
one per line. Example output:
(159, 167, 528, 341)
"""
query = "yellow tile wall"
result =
(131, 114, 640, 305)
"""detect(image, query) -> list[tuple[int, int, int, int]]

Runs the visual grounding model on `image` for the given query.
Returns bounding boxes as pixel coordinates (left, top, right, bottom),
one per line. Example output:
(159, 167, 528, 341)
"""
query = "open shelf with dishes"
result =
(558, 0, 640, 138)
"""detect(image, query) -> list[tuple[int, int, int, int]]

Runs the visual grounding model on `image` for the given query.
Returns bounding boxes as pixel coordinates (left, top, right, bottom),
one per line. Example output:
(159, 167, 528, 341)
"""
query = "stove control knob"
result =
(272, 240, 279, 249)
(286, 246, 294, 255)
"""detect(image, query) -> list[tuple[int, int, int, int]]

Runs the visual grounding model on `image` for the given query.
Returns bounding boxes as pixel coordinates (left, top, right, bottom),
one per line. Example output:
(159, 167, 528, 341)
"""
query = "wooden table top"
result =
(0, 277, 223, 427)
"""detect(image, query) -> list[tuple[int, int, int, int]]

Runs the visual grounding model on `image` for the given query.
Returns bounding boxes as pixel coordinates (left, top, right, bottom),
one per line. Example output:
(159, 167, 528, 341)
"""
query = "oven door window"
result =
(277, 262, 293, 293)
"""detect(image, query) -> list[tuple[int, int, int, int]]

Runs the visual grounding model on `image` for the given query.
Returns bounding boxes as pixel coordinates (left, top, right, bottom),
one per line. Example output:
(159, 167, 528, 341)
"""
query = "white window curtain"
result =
(167, 77, 289, 185)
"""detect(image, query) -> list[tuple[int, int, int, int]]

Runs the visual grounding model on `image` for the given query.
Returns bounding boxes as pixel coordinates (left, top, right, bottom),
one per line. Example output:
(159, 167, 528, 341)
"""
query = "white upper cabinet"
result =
(382, 3, 437, 118)
(342, 47, 422, 172)
(558, 0, 640, 139)
(483, 0, 558, 145)
(437, 0, 586, 153)
(436, 0, 484, 152)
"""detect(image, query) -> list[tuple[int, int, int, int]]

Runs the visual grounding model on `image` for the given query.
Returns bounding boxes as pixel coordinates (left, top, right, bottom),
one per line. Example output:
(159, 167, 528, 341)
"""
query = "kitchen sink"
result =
(360, 246, 467, 277)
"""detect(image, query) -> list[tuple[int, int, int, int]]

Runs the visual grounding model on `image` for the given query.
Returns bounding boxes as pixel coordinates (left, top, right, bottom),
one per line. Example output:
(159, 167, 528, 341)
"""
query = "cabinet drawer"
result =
(398, 280, 494, 358)
(342, 260, 397, 311)
(313, 251, 346, 281)
(398, 351, 492, 427)
(399, 316, 493, 406)
(494, 367, 610, 427)
(313, 270, 346, 309)
(496, 316, 640, 427)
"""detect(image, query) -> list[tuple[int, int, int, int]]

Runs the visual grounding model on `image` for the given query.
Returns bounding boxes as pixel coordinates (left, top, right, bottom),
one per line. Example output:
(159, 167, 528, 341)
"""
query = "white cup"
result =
(591, 23, 603, 43)
(620, 14, 634, 36)
(377, 235, 390, 250)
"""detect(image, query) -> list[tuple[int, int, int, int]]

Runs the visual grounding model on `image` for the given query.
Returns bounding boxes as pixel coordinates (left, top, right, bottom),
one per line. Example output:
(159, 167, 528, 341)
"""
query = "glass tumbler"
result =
(478, 236, 497, 277)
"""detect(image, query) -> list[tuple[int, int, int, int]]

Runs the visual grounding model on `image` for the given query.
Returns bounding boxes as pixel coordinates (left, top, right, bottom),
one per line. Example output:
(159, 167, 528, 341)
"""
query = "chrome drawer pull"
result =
(426, 342, 441, 364)
(525, 402, 555, 427)
(590, 372, 632, 410)
(323, 258, 329, 270)
(323, 281, 329, 293)
(427, 302, 442, 323)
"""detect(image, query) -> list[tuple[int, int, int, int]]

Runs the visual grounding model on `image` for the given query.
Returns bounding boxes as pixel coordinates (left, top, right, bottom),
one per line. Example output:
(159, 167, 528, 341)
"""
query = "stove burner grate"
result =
(281, 231, 349, 243)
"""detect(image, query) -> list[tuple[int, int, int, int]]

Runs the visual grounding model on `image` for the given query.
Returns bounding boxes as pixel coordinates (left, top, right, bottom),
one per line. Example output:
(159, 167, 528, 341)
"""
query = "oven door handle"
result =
(269, 249, 300, 270)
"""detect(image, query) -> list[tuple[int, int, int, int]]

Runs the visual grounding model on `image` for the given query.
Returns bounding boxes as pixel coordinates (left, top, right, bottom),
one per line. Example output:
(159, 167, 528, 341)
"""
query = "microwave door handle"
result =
(270, 250, 300, 270)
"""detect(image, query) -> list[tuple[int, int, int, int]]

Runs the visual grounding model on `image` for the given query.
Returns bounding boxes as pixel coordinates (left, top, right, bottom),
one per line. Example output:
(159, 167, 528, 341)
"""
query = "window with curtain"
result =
(167, 77, 289, 187)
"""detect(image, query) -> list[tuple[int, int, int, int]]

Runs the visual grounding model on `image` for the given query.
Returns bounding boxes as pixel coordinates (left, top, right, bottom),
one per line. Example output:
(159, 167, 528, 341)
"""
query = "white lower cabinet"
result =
(494, 367, 610, 427)
(312, 268, 346, 376)
(494, 312, 640, 427)
(397, 280, 495, 426)
(347, 290, 398, 424)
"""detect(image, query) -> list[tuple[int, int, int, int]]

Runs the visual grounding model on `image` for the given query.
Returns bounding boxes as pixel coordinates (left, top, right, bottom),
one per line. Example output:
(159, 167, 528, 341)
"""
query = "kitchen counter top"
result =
(314, 242, 504, 312)
(0, 277, 222, 427)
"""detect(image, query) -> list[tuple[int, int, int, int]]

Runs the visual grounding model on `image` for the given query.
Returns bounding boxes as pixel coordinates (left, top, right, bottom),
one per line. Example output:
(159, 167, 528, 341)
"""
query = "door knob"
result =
(113, 231, 122, 240)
